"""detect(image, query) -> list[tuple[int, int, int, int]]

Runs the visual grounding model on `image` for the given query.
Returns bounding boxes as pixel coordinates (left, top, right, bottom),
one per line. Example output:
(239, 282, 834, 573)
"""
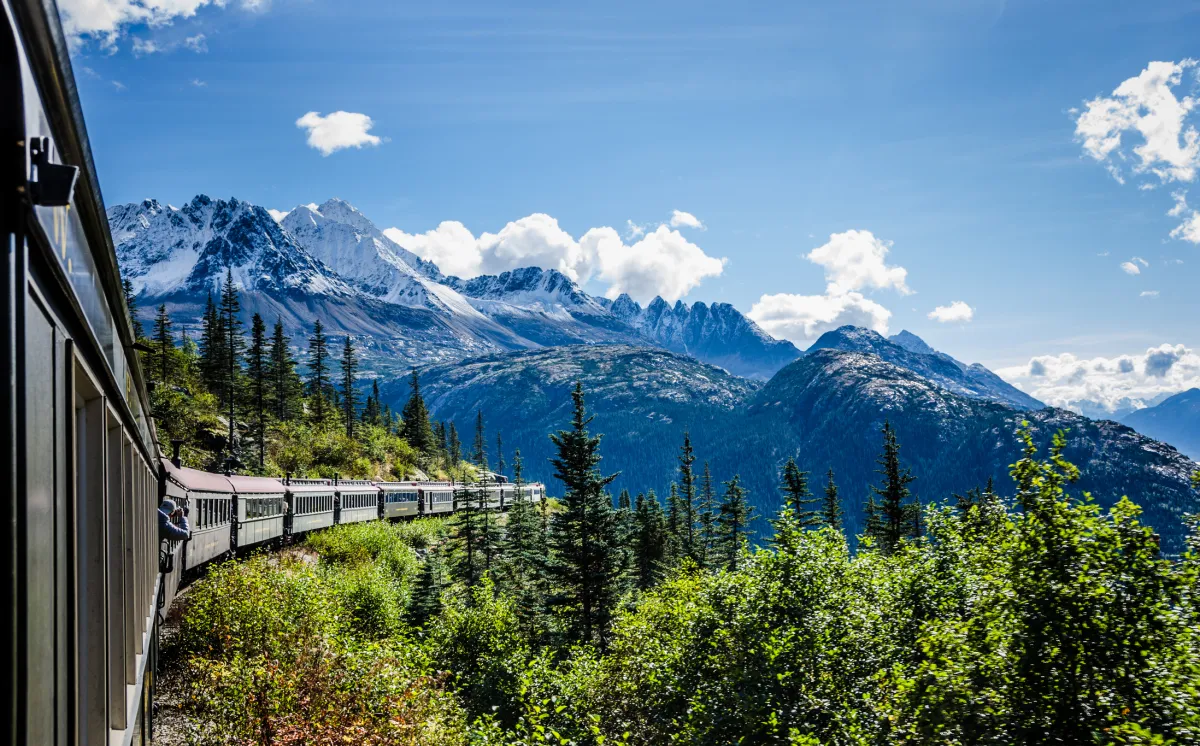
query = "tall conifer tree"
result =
(340, 336, 359, 438)
(218, 270, 244, 455)
(152, 304, 173, 385)
(247, 313, 269, 469)
(307, 320, 330, 424)
(122, 278, 144, 338)
(822, 468, 843, 532)
(546, 382, 622, 646)
(400, 369, 435, 455)
(199, 294, 225, 396)
(633, 490, 668, 589)
(472, 409, 488, 470)
(716, 474, 753, 572)
(447, 423, 462, 476)
(266, 319, 299, 422)
(698, 461, 717, 568)
(678, 433, 698, 561)
(871, 420, 918, 553)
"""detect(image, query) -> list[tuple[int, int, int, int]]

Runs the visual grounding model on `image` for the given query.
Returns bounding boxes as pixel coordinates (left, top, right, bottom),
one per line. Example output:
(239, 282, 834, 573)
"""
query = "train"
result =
(160, 458, 545, 598)
(0, 1, 547, 743)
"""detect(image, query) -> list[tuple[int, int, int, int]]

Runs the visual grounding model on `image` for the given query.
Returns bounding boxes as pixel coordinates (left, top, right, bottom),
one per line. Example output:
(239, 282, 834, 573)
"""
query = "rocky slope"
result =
(806, 326, 1044, 410)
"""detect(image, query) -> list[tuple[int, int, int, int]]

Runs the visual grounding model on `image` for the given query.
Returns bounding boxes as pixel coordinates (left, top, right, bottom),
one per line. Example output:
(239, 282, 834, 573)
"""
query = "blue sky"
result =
(63, 0, 1200, 410)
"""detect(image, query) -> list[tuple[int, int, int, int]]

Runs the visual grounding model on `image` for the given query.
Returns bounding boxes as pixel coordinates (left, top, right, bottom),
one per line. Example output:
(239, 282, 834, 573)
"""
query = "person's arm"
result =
(159, 510, 190, 541)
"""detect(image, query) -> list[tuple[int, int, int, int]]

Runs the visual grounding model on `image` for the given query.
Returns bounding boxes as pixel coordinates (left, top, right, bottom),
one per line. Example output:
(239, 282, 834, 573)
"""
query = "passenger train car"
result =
(0, 2, 546, 743)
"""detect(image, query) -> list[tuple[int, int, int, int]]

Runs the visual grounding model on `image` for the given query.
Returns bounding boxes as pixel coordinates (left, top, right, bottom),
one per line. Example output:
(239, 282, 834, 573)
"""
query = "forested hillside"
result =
(402, 344, 1200, 553)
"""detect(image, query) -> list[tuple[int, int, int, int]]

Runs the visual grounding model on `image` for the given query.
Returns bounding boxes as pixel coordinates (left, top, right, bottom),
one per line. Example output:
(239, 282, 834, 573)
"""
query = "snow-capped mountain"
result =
(110, 193, 805, 377)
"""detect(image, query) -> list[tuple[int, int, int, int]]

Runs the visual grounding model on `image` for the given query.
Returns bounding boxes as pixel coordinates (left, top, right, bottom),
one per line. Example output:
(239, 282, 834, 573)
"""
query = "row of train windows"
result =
(386, 491, 418, 503)
(244, 497, 284, 520)
(194, 497, 231, 530)
(341, 492, 376, 509)
(430, 492, 453, 503)
(293, 494, 333, 515)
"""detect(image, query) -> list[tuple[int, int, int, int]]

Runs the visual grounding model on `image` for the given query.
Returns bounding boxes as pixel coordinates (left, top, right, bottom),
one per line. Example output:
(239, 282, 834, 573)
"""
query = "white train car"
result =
(421, 482, 455, 515)
(336, 479, 381, 525)
(379, 481, 421, 518)
(162, 459, 235, 571)
(286, 478, 336, 535)
(229, 474, 287, 549)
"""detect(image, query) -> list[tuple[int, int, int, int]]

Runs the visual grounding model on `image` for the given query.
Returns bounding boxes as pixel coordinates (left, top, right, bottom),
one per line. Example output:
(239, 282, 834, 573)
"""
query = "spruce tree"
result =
(408, 549, 448, 628)
(152, 304, 173, 385)
(122, 277, 144, 338)
(633, 490, 668, 589)
(450, 475, 484, 588)
(771, 457, 821, 552)
(340, 336, 359, 438)
(678, 432, 698, 561)
(664, 482, 683, 566)
(218, 269, 244, 456)
(266, 319, 299, 422)
(698, 461, 717, 569)
(472, 409, 488, 470)
(502, 450, 544, 637)
(864, 493, 883, 543)
(400, 369, 436, 455)
(821, 468, 843, 532)
(247, 313, 269, 470)
(546, 382, 622, 646)
(716, 474, 753, 572)
(447, 423, 462, 477)
(615, 488, 636, 582)
(307, 320, 330, 424)
(362, 379, 383, 427)
(199, 294, 225, 397)
(495, 432, 505, 476)
(435, 421, 448, 462)
(871, 420, 918, 553)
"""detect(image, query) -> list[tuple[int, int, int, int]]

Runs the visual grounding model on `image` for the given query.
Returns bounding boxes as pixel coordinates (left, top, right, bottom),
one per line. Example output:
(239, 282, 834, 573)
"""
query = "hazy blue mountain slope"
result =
(1121, 388, 1200, 460)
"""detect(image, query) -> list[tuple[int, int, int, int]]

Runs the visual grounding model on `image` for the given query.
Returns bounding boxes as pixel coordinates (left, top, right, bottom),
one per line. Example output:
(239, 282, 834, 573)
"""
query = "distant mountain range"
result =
(1121, 389, 1200, 461)
(110, 195, 800, 379)
(390, 344, 1198, 554)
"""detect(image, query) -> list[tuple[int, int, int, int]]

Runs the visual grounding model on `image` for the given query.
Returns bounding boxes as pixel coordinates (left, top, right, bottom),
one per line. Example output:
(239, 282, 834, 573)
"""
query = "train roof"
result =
(227, 474, 287, 495)
(285, 480, 336, 495)
(162, 459, 234, 494)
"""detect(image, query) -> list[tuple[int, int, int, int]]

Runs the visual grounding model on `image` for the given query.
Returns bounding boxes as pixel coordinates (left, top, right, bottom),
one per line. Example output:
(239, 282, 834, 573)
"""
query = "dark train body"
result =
(0, 2, 545, 743)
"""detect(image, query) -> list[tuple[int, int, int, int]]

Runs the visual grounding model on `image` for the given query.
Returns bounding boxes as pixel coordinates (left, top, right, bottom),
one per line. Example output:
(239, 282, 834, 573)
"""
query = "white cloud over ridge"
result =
(295, 111, 382, 156)
(384, 214, 726, 303)
(997, 344, 1200, 415)
(1074, 59, 1200, 184)
(805, 229, 910, 295)
(927, 301, 974, 323)
(748, 291, 891, 342)
(747, 230, 914, 345)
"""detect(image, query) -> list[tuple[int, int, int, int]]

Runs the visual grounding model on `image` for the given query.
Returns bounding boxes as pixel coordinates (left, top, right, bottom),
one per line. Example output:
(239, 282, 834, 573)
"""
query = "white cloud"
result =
(384, 214, 726, 303)
(1141, 290, 1160, 297)
(111, 80, 126, 91)
(267, 208, 289, 223)
(1074, 59, 1200, 184)
(295, 111, 382, 156)
(748, 291, 892, 343)
(927, 301, 974, 323)
(131, 37, 159, 55)
(997, 344, 1200, 415)
(184, 33, 207, 52)
(624, 220, 646, 239)
(59, 0, 267, 51)
(1121, 260, 1142, 275)
(805, 229, 911, 295)
(585, 225, 725, 302)
(669, 210, 704, 230)
(745, 229, 913, 345)
(191, 78, 207, 87)
(1135, 256, 1149, 266)
(1168, 191, 1200, 242)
